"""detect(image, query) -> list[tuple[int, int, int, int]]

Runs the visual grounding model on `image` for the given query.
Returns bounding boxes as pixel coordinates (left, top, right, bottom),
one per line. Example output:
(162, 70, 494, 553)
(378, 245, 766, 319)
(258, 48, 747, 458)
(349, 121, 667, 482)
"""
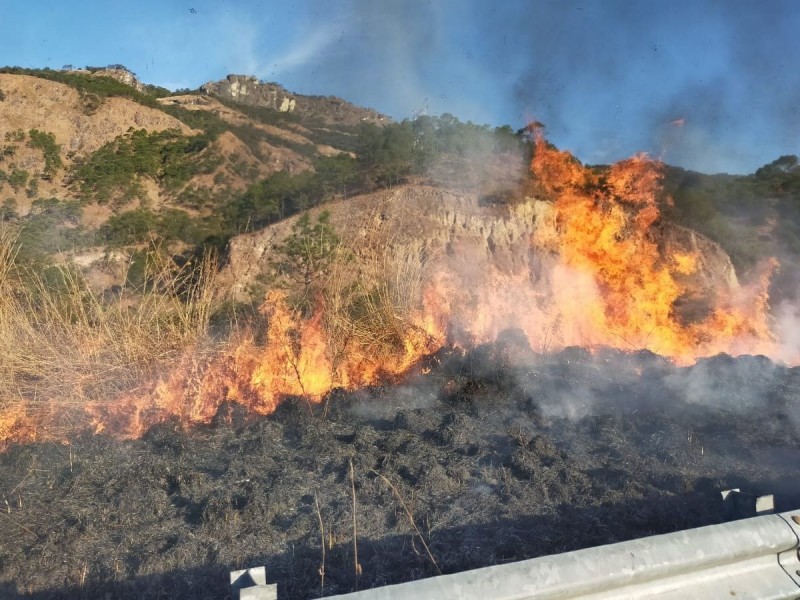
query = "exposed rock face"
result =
(62, 67, 147, 93)
(660, 223, 739, 323)
(201, 74, 388, 126)
(221, 185, 740, 330)
(202, 75, 296, 112)
(91, 68, 146, 93)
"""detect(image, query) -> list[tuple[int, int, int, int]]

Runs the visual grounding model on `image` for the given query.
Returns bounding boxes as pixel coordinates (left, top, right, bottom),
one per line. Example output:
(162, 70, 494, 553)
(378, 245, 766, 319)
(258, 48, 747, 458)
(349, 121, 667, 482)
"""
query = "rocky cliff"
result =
(201, 74, 388, 126)
(221, 184, 740, 334)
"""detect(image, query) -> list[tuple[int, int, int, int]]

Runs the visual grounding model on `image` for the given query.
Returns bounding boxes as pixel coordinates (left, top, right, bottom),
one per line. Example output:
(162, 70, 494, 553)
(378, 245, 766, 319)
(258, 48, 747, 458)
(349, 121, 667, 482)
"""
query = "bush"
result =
(15, 198, 86, 259)
(0, 198, 17, 221)
(271, 211, 341, 315)
(8, 168, 29, 191)
(73, 129, 219, 204)
(28, 129, 62, 179)
(101, 209, 158, 246)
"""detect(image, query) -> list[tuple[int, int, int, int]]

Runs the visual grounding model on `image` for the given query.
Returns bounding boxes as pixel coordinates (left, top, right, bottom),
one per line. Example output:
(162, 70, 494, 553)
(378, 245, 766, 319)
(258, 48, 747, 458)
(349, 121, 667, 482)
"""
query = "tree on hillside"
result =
(271, 211, 341, 315)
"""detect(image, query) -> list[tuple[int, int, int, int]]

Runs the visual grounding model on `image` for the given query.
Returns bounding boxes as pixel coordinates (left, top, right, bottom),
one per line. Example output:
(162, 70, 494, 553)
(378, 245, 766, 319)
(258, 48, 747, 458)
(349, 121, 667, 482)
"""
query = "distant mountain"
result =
(200, 74, 388, 127)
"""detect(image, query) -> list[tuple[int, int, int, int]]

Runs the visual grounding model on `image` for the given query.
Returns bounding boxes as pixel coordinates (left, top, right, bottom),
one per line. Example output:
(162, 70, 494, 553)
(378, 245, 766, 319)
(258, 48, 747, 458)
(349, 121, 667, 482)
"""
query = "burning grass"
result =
(2, 132, 797, 444)
(0, 218, 442, 442)
(1, 346, 799, 599)
(1, 134, 800, 598)
(0, 231, 219, 445)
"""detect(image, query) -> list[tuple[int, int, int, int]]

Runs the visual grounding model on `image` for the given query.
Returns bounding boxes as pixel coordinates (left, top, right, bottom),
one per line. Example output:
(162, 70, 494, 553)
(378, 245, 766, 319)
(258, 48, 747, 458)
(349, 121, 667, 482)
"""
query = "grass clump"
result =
(0, 230, 219, 439)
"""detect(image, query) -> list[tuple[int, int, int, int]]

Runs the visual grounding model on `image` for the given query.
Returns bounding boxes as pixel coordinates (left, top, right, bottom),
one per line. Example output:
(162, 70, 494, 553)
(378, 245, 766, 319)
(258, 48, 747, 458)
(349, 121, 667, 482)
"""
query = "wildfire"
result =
(0, 131, 791, 446)
(526, 132, 777, 362)
(82, 290, 446, 439)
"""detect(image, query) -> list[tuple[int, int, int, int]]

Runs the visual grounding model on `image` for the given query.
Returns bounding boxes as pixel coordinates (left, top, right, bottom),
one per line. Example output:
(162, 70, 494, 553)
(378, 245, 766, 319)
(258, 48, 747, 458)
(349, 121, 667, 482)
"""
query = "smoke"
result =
(262, 0, 800, 175)
(775, 295, 800, 364)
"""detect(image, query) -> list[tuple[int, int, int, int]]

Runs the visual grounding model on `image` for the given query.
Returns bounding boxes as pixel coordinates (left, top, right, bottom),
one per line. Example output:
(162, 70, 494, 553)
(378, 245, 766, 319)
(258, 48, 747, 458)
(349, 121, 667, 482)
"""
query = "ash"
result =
(2, 339, 799, 599)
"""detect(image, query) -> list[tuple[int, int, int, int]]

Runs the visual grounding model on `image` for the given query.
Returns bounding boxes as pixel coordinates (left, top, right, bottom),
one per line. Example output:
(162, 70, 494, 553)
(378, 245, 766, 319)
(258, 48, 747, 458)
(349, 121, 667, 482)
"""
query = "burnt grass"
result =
(2, 336, 800, 599)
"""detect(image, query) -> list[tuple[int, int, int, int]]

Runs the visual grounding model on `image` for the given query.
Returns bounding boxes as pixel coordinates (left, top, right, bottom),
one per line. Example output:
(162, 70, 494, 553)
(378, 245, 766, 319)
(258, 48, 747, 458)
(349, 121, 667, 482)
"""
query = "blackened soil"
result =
(2, 343, 799, 599)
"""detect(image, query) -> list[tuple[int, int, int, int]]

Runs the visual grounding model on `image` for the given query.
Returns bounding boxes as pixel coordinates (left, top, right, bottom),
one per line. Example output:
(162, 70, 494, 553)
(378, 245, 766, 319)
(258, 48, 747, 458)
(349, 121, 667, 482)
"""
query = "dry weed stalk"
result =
(349, 458, 362, 585)
(314, 492, 326, 596)
(371, 469, 442, 575)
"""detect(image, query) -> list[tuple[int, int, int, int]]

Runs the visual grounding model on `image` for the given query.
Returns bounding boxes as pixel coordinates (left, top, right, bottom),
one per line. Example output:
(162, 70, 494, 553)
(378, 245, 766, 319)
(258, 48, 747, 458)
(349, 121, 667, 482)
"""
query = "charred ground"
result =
(2, 342, 799, 599)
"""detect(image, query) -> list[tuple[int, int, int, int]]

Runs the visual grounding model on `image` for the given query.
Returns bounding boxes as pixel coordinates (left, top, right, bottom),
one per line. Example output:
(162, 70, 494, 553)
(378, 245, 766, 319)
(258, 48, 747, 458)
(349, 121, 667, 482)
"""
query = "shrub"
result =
(16, 198, 86, 259)
(8, 168, 29, 191)
(0, 231, 219, 418)
(73, 129, 218, 204)
(101, 209, 158, 246)
(271, 211, 340, 315)
(28, 129, 62, 179)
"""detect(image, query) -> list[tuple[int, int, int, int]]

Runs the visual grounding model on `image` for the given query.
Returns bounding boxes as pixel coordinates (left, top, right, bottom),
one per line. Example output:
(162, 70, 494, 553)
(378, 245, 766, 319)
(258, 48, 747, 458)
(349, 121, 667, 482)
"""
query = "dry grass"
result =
(0, 229, 219, 435)
(321, 226, 430, 374)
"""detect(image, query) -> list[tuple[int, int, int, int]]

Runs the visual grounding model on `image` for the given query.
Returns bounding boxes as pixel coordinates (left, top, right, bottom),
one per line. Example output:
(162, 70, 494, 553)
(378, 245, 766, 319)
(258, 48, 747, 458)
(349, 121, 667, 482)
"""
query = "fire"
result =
(83, 290, 446, 439)
(415, 132, 780, 365)
(527, 132, 778, 362)
(0, 131, 791, 446)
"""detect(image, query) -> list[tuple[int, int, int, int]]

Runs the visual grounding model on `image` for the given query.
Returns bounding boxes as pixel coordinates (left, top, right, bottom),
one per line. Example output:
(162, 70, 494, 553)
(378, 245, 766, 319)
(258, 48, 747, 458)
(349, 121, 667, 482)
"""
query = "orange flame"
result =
(0, 132, 792, 446)
(527, 132, 778, 362)
(82, 290, 446, 438)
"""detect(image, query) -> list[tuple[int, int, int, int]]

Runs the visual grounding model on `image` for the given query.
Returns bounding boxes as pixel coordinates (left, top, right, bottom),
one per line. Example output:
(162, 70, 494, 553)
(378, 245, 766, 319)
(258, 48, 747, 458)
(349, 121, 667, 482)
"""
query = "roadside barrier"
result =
(233, 510, 800, 599)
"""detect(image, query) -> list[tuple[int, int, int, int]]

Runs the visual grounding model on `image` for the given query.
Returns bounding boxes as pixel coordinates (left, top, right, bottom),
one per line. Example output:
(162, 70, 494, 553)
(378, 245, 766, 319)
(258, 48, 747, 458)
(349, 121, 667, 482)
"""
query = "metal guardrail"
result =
(233, 510, 800, 600)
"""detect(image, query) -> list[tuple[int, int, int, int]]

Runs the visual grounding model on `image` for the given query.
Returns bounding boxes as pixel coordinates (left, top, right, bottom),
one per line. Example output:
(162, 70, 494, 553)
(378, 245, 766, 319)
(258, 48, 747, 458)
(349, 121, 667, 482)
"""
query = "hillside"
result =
(0, 68, 386, 266)
(1, 64, 800, 600)
(0, 67, 527, 283)
(0, 65, 796, 344)
(0, 64, 797, 428)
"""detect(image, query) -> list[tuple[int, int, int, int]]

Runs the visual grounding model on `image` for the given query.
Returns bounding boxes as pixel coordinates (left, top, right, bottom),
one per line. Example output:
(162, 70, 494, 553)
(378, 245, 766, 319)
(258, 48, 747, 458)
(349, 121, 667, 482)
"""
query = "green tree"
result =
(101, 209, 158, 246)
(8, 168, 29, 191)
(0, 198, 17, 221)
(314, 154, 360, 199)
(271, 211, 340, 314)
(28, 129, 62, 180)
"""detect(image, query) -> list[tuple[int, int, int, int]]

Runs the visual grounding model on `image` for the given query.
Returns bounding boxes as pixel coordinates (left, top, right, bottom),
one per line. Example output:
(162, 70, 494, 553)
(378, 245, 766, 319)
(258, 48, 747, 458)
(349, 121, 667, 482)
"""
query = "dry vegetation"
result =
(0, 229, 219, 441)
(0, 208, 432, 443)
(321, 232, 429, 373)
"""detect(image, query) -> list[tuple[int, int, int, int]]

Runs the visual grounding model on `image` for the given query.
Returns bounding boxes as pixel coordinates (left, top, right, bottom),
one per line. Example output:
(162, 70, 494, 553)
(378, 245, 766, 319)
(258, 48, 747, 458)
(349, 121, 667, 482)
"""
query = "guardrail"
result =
(233, 510, 800, 600)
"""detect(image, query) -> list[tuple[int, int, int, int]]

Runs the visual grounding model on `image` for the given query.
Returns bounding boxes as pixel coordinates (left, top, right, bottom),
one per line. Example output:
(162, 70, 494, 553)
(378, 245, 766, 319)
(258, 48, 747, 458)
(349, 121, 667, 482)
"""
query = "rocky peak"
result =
(200, 74, 388, 126)
(91, 68, 146, 92)
(201, 75, 296, 112)
(63, 66, 146, 93)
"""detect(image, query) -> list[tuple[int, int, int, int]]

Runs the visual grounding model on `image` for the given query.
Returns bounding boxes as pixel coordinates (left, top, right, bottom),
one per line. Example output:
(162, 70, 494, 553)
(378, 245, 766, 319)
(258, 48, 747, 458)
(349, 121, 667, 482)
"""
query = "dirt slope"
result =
(221, 184, 740, 324)
(0, 74, 195, 211)
(0, 74, 194, 160)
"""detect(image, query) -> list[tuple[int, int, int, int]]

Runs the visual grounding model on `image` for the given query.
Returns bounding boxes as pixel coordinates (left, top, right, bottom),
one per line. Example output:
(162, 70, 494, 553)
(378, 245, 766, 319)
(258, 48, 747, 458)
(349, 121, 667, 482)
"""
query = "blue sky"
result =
(1, 0, 798, 174)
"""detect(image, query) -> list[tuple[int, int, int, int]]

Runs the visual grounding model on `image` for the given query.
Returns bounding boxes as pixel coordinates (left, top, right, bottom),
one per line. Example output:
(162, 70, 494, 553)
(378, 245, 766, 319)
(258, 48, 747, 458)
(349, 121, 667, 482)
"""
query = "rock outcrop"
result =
(90, 68, 146, 93)
(201, 74, 388, 126)
(221, 184, 740, 331)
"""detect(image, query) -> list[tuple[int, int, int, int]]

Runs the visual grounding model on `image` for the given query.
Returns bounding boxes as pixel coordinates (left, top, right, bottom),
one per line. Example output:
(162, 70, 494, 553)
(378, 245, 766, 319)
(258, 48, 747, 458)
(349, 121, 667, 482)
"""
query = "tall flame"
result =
(0, 132, 791, 446)
(421, 133, 780, 363)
